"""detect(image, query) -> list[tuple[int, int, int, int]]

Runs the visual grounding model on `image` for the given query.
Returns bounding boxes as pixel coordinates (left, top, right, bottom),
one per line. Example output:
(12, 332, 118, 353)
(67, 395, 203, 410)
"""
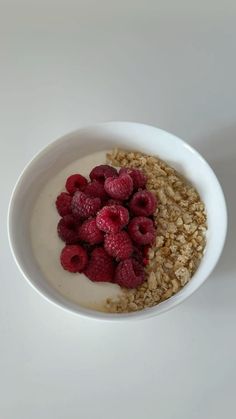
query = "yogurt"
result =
(30, 151, 122, 311)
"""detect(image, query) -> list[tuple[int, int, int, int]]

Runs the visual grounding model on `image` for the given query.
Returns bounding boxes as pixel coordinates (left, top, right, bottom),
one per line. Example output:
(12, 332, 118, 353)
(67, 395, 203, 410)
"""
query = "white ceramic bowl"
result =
(8, 122, 227, 320)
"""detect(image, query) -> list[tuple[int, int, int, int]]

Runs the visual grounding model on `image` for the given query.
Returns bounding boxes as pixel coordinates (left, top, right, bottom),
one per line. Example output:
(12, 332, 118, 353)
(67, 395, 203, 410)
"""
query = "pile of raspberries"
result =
(56, 164, 157, 288)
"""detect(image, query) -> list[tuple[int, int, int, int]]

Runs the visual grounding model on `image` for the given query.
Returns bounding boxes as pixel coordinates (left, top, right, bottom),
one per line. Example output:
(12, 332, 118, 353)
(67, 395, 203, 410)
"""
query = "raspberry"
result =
(72, 191, 101, 219)
(84, 247, 114, 282)
(141, 245, 150, 266)
(129, 190, 157, 216)
(89, 165, 118, 183)
(132, 246, 143, 264)
(84, 180, 107, 200)
(115, 258, 145, 288)
(104, 173, 133, 200)
(78, 218, 104, 245)
(104, 231, 133, 261)
(60, 245, 88, 273)
(96, 205, 129, 234)
(106, 199, 123, 206)
(57, 215, 81, 244)
(65, 174, 88, 194)
(142, 245, 150, 258)
(119, 167, 147, 189)
(128, 216, 155, 245)
(55, 192, 72, 216)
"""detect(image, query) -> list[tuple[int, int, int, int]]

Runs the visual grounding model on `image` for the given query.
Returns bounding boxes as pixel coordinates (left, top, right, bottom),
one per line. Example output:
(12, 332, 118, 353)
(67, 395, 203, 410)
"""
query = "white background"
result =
(1, 1, 236, 418)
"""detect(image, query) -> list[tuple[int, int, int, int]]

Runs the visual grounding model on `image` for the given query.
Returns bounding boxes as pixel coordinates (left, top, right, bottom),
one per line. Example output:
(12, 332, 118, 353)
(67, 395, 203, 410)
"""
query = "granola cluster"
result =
(105, 149, 207, 313)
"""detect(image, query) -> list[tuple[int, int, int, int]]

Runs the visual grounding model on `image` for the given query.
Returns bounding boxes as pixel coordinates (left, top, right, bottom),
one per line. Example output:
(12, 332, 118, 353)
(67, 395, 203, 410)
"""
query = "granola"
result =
(105, 149, 207, 313)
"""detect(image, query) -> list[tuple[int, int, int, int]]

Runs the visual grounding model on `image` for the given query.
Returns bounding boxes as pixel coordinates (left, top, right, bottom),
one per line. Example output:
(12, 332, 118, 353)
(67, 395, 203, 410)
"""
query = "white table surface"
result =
(1, 1, 236, 418)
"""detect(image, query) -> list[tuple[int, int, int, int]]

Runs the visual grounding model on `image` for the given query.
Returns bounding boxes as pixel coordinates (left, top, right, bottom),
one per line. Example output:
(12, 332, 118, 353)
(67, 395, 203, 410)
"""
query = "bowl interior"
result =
(8, 122, 227, 319)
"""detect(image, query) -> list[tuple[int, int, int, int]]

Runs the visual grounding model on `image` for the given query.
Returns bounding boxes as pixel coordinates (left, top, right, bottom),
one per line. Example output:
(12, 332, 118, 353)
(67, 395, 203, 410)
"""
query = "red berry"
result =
(104, 231, 133, 261)
(143, 245, 150, 258)
(84, 180, 108, 200)
(96, 205, 129, 234)
(119, 167, 147, 189)
(72, 191, 101, 219)
(89, 165, 118, 183)
(115, 258, 145, 288)
(84, 247, 114, 282)
(132, 246, 143, 264)
(57, 215, 81, 244)
(57, 164, 156, 284)
(65, 174, 88, 194)
(55, 192, 72, 216)
(60, 245, 88, 273)
(128, 216, 155, 245)
(106, 198, 123, 206)
(129, 190, 157, 216)
(78, 218, 104, 245)
(104, 174, 133, 200)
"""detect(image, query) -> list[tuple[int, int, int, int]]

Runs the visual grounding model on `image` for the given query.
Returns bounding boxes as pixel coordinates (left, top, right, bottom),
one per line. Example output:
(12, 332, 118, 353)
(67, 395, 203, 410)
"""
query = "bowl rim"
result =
(7, 121, 228, 321)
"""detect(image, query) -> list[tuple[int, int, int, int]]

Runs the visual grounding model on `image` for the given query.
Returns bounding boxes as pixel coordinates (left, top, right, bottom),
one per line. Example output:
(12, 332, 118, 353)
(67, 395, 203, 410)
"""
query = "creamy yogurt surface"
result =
(30, 151, 122, 311)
